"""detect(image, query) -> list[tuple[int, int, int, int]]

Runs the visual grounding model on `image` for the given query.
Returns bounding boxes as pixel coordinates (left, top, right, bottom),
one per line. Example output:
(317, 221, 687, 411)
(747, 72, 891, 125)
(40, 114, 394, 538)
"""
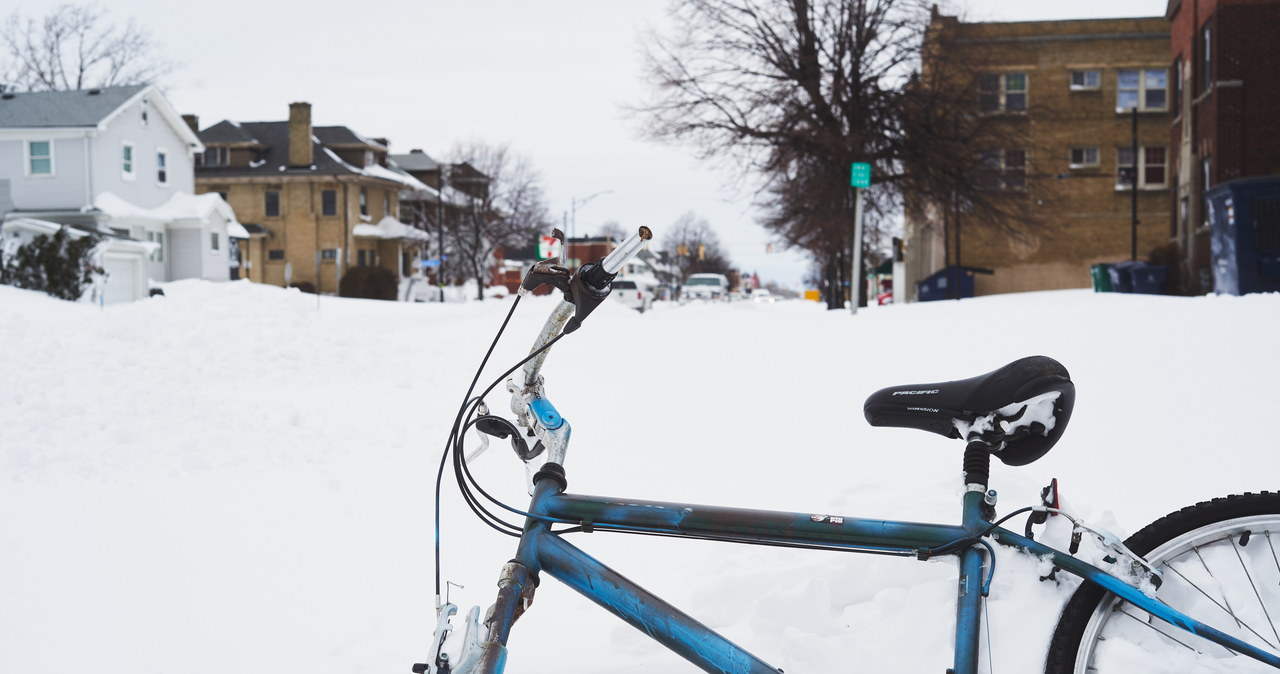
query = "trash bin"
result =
(1107, 262, 1138, 293)
(1090, 264, 1113, 292)
(1129, 263, 1169, 294)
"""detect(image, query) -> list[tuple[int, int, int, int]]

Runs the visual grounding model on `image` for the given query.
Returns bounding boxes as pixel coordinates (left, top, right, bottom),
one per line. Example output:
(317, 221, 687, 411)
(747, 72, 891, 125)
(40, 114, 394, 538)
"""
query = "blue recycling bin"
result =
(1107, 262, 1139, 293)
(1129, 263, 1169, 294)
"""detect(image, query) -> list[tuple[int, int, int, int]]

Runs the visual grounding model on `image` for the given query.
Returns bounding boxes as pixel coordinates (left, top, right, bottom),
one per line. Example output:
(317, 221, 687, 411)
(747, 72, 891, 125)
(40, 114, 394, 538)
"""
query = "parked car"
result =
(612, 279, 654, 313)
(750, 288, 775, 303)
(680, 273, 730, 301)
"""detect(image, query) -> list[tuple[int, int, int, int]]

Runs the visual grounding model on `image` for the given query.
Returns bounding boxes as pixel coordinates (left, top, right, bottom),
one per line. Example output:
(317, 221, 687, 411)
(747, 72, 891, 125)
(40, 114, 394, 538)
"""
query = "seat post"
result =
(961, 441, 991, 492)
(954, 441, 993, 674)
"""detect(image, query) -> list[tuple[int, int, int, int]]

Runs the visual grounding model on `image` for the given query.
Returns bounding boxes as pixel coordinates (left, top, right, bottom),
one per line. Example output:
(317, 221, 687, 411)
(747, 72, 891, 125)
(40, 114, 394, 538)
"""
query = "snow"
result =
(2, 283, 1278, 673)
(94, 191, 242, 230)
(351, 215, 431, 241)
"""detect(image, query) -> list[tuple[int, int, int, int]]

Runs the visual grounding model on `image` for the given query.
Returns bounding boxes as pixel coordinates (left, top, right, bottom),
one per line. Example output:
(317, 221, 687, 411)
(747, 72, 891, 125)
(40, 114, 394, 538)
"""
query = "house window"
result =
(1201, 21, 1213, 93)
(268, 249, 285, 261)
(157, 150, 168, 185)
(357, 249, 378, 267)
(382, 193, 390, 217)
(26, 140, 53, 176)
(1117, 146, 1168, 189)
(359, 188, 368, 216)
(201, 146, 228, 167)
(211, 232, 220, 252)
(147, 231, 164, 262)
(1070, 147, 1100, 168)
(1117, 69, 1167, 112)
(265, 190, 280, 217)
(321, 248, 338, 261)
(979, 72, 1027, 113)
(122, 142, 136, 180)
(978, 148, 1027, 191)
(1070, 70, 1100, 90)
(322, 189, 337, 216)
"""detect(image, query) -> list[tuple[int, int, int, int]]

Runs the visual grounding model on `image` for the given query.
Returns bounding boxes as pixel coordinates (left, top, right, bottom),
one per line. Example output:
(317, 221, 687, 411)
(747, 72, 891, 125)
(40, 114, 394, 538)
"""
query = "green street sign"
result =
(851, 162, 871, 188)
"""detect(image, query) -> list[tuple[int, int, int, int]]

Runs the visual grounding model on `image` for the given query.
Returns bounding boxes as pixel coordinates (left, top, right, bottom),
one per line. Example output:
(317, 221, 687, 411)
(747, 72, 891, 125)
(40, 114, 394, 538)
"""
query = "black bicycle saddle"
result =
(862, 356, 1075, 466)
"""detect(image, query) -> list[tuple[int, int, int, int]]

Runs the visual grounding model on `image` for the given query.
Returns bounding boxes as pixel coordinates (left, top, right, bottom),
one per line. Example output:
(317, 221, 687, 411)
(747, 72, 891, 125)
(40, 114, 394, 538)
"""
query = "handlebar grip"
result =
(599, 226, 652, 275)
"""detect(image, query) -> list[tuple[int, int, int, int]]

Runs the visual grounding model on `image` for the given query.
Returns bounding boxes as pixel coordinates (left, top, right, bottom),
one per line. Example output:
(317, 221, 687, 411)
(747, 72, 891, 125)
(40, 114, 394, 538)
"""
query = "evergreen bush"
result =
(0, 227, 103, 301)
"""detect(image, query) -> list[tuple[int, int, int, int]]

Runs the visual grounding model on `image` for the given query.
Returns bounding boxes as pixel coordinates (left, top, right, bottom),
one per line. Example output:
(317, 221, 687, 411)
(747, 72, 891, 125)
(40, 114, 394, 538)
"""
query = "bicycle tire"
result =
(1045, 492, 1280, 673)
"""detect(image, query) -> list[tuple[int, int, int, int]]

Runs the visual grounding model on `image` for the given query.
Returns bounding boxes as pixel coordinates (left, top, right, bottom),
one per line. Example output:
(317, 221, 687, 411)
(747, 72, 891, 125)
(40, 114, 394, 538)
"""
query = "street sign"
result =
(851, 162, 871, 189)
(420, 258, 441, 268)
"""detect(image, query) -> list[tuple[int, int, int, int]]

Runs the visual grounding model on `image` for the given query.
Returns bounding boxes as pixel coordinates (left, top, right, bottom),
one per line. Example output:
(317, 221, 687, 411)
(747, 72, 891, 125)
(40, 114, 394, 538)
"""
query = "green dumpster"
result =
(1090, 264, 1114, 292)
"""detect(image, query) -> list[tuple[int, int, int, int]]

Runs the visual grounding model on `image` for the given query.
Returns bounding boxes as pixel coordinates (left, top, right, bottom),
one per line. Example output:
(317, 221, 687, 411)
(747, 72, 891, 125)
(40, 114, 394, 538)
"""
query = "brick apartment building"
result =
(192, 102, 430, 293)
(1167, 0, 1280, 293)
(904, 13, 1172, 298)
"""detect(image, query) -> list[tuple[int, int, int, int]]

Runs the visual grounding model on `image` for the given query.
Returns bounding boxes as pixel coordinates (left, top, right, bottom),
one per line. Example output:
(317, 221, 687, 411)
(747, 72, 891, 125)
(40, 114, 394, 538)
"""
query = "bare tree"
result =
(663, 211, 733, 281)
(1, 3, 175, 92)
(444, 141, 552, 300)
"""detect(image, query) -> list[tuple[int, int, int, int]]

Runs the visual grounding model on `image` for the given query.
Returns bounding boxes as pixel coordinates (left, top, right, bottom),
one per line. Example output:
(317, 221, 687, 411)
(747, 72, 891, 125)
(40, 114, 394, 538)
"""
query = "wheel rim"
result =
(1075, 514, 1280, 673)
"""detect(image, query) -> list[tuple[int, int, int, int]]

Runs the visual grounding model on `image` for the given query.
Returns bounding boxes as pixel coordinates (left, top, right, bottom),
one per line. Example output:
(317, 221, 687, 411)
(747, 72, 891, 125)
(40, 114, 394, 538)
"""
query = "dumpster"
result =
(1107, 262, 1139, 293)
(1090, 264, 1113, 292)
(1206, 176, 1280, 296)
(917, 266, 976, 302)
(1129, 263, 1169, 294)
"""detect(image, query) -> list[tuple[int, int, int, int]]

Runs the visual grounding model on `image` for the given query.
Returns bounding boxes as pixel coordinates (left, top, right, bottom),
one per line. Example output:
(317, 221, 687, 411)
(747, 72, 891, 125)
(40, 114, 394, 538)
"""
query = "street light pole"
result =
(568, 189, 612, 270)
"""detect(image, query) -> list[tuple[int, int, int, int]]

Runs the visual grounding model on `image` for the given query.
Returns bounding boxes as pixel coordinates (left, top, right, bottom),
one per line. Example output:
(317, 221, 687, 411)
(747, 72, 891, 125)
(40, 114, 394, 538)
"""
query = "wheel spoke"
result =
(1195, 545, 1246, 631)
(1230, 532, 1280, 646)
(1115, 605, 1200, 653)
(1163, 555, 1280, 650)
(1267, 531, 1280, 582)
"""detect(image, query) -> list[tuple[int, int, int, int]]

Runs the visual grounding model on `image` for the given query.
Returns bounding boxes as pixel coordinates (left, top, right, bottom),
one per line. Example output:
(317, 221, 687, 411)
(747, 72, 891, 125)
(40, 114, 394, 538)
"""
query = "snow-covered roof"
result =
(94, 192, 245, 233)
(352, 216, 430, 241)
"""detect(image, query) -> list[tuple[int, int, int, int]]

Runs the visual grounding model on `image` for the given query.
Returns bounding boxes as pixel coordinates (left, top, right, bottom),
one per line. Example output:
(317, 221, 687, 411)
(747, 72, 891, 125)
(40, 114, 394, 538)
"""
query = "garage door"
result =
(103, 254, 143, 304)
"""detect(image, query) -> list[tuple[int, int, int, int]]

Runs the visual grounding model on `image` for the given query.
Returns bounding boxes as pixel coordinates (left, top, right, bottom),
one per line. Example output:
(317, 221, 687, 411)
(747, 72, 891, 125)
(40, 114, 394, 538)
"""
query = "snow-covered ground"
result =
(2, 281, 1277, 673)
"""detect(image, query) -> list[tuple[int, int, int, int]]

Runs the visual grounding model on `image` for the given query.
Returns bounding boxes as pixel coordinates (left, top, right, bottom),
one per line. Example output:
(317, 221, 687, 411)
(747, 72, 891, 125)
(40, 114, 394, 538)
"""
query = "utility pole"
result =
(1131, 106, 1139, 261)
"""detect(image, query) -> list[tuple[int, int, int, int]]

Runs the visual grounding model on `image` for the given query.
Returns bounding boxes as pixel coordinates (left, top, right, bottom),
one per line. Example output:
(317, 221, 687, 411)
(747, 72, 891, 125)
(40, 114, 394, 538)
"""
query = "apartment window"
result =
(979, 72, 1027, 113)
(147, 231, 164, 262)
(1201, 21, 1213, 93)
(359, 188, 368, 216)
(1070, 70, 1100, 90)
(1117, 69, 1167, 112)
(321, 189, 337, 216)
(122, 142, 136, 180)
(268, 249, 285, 261)
(265, 190, 280, 217)
(201, 146, 228, 167)
(26, 140, 53, 176)
(156, 150, 168, 185)
(1117, 146, 1168, 189)
(978, 148, 1027, 190)
(1069, 147, 1100, 168)
(321, 248, 338, 261)
(211, 232, 220, 252)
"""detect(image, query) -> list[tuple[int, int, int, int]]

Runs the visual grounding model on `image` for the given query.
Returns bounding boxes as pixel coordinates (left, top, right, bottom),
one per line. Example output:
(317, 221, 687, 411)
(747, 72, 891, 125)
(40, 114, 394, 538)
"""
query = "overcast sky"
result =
(15, 0, 1167, 288)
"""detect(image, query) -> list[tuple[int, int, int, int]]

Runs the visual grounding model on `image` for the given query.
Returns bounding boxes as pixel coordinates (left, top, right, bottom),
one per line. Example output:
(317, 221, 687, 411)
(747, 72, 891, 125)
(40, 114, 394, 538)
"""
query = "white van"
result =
(680, 273, 729, 301)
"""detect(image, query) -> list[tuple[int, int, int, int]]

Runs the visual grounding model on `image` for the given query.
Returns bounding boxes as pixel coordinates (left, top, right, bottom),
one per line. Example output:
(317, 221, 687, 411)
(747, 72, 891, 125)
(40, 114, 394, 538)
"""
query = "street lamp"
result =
(566, 189, 613, 269)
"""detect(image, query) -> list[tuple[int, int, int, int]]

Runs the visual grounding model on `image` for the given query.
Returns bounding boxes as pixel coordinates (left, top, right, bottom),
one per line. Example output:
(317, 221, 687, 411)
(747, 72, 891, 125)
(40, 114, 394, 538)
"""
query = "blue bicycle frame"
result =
(463, 465, 1280, 674)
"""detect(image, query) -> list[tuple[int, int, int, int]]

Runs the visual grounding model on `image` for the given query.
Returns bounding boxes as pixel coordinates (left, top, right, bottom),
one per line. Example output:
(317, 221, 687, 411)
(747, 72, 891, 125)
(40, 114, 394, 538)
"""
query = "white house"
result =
(0, 85, 245, 300)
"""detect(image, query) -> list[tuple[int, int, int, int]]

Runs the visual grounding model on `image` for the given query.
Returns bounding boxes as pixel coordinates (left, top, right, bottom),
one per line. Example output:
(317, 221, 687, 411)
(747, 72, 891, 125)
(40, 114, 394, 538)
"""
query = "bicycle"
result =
(423, 225, 1280, 673)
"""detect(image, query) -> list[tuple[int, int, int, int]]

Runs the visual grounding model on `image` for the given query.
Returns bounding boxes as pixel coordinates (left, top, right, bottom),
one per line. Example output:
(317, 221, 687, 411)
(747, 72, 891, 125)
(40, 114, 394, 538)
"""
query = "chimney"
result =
(288, 102, 313, 168)
(182, 114, 199, 134)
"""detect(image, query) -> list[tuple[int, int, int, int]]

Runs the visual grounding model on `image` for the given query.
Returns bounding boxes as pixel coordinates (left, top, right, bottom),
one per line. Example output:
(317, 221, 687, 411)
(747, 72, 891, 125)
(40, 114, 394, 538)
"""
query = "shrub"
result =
(288, 281, 317, 294)
(339, 266, 398, 300)
(0, 226, 103, 301)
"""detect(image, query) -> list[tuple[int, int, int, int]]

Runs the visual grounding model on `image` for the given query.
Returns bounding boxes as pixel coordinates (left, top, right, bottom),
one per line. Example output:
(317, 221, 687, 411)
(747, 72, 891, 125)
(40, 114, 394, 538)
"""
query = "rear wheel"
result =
(1046, 492, 1280, 673)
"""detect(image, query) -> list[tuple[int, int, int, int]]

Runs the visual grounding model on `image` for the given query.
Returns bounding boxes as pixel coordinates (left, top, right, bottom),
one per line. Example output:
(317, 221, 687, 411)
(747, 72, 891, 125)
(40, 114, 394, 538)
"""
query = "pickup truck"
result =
(680, 273, 730, 301)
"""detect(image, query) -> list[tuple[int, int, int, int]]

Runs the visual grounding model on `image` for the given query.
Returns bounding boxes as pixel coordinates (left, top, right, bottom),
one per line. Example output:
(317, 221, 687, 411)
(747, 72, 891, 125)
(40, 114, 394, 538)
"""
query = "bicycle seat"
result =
(862, 356, 1075, 466)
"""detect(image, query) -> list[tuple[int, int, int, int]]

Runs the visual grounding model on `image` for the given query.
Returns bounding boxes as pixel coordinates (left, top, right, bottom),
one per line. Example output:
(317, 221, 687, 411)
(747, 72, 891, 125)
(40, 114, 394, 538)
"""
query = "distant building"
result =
(193, 102, 429, 293)
(1167, 0, 1280, 294)
(0, 85, 244, 301)
(904, 13, 1172, 299)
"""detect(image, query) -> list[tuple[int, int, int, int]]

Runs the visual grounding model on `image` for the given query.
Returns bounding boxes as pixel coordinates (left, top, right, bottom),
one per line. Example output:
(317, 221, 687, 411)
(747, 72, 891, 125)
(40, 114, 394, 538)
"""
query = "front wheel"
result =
(1046, 492, 1280, 673)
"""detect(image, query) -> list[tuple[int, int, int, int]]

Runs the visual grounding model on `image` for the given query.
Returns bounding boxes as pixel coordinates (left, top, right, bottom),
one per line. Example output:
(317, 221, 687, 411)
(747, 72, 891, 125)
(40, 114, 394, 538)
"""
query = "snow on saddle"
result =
(863, 356, 1075, 466)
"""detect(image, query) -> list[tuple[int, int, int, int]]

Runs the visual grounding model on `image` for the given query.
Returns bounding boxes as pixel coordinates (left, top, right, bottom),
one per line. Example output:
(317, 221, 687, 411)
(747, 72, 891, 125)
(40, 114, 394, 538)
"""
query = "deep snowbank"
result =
(2, 281, 1276, 672)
